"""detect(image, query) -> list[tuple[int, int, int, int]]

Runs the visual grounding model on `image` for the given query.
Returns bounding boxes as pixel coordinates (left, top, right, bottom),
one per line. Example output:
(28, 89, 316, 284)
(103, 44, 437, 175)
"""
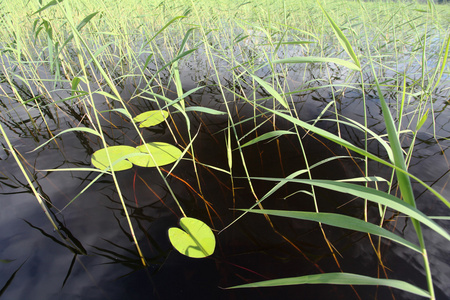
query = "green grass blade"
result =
(255, 105, 450, 209)
(31, 127, 101, 152)
(317, 1, 360, 68)
(101, 108, 132, 120)
(58, 12, 100, 56)
(95, 91, 121, 101)
(373, 75, 415, 208)
(172, 60, 184, 110)
(32, 0, 63, 16)
(141, 16, 186, 50)
(370, 52, 435, 297)
(76, 11, 99, 32)
(183, 106, 227, 115)
(240, 209, 421, 252)
(227, 272, 429, 298)
(220, 156, 354, 233)
(177, 27, 196, 56)
(320, 117, 394, 161)
(249, 74, 289, 109)
(249, 178, 450, 242)
(338, 176, 387, 183)
(239, 130, 295, 149)
(432, 33, 449, 91)
(161, 86, 205, 110)
(71, 77, 81, 97)
(145, 48, 197, 85)
(416, 109, 429, 132)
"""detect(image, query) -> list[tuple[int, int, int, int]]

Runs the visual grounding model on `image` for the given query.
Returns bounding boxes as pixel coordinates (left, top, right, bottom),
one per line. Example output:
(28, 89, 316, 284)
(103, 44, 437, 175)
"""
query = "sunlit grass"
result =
(0, 0, 449, 298)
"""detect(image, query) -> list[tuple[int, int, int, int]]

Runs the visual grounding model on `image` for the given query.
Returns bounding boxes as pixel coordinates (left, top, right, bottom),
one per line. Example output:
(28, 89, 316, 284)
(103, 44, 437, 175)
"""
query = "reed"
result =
(0, 0, 449, 298)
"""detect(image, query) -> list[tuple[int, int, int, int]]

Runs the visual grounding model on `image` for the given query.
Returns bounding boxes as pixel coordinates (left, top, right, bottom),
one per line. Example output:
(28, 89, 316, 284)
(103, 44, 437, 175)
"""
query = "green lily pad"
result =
(128, 142, 182, 167)
(91, 145, 138, 171)
(133, 110, 169, 128)
(168, 217, 216, 258)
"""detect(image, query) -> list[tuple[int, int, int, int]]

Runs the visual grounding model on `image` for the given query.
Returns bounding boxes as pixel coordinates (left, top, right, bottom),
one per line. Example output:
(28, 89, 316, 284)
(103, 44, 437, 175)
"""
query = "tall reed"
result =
(0, 0, 449, 298)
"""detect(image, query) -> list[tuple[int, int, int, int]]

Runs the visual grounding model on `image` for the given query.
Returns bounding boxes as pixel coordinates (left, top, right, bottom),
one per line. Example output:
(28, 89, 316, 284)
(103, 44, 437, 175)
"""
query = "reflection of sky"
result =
(1, 37, 449, 299)
(386, 222, 450, 300)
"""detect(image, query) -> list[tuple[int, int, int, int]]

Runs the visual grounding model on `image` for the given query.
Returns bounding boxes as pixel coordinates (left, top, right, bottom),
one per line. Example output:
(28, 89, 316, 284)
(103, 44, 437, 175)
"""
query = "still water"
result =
(1, 56, 449, 299)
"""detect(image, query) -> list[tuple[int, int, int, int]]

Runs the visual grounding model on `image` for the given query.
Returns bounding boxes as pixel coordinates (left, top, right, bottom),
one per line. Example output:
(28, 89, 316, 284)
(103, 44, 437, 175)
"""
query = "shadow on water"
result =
(0, 52, 449, 300)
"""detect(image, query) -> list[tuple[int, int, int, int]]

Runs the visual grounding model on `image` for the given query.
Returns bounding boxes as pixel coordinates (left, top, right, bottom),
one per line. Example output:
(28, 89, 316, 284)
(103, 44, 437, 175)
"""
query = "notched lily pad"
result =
(168, 217, 216, 258)
(91, 145, 138, 171)
(128, 142, 182, 167)
(133, 110, 169, 128)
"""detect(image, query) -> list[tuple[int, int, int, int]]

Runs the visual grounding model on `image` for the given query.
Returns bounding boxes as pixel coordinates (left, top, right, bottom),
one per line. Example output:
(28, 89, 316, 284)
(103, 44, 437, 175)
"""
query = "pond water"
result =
(1, 55, 449, 300)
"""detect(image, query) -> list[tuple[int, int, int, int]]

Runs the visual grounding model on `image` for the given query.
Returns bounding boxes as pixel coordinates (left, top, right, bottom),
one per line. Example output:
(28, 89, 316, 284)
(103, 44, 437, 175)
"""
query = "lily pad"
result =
(133, 110, 169, 128)
(91, 145, 138, 171)
(128, 142, 182, 167)
(168, 217, 216, 258)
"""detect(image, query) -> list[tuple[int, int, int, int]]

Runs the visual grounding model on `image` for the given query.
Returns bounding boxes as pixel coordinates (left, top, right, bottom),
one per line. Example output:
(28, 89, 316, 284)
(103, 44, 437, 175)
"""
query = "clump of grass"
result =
(0, 0, 449, 298)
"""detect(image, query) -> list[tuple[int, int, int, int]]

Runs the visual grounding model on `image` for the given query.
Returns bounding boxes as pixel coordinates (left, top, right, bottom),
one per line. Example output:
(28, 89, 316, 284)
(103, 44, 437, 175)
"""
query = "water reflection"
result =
(0, 39, 449, 299)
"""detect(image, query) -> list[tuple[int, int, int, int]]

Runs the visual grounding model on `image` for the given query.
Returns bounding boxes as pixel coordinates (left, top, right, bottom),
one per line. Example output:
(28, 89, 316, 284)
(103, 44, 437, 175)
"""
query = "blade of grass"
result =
(30, 127, 101, 152)
(239, 209, 421, 252)
(317, 1, 361, 69)
(247, 177, 450, 242)
(249, 74, 289, 109)
(239, 130, 295, 149)
(227, 272, 429, 298)
(254, 104, 450, 210)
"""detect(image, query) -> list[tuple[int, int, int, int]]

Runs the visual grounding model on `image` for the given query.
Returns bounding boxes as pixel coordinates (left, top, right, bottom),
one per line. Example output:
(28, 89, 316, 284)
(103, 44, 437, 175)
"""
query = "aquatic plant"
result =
(224, 2, 450, 298)
(0, 0, 449, 298)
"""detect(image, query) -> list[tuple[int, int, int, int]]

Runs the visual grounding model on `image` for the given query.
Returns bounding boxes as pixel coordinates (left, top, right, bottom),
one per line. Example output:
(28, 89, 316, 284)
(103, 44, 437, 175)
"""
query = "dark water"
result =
(1, 58, 449, 300)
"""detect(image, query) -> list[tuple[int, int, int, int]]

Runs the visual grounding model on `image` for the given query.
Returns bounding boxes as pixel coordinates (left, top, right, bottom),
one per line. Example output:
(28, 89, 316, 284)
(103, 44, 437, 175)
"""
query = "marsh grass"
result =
(0, 0, 449, 298)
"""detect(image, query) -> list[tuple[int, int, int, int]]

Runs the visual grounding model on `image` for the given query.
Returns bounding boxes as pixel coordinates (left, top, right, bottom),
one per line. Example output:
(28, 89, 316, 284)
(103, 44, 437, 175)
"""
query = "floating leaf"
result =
(128, 142, 182, 167)
(133, 110, 169, 128)
(91, 145, 138, 171)
(168, 217, 216, 258)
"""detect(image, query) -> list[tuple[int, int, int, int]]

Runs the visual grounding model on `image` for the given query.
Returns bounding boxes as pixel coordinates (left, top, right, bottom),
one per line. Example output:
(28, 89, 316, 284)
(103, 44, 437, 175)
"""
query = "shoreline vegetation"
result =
(1, 0, 449, 299)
